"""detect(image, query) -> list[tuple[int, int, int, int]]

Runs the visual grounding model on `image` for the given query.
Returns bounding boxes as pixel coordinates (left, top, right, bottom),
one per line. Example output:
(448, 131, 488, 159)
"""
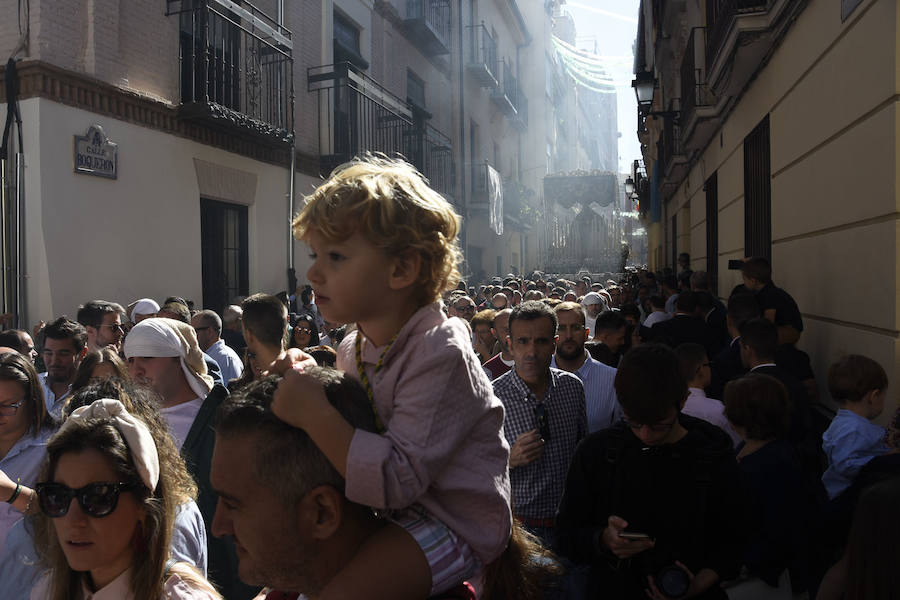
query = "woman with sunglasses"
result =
(289, 314, 320, 350)
(31, 398, 220, 599)
(0, 351, 55, 559)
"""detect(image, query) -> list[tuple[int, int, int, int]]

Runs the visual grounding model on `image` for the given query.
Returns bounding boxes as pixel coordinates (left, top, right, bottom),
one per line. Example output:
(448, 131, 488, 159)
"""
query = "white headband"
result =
(61, 399, 160, 492)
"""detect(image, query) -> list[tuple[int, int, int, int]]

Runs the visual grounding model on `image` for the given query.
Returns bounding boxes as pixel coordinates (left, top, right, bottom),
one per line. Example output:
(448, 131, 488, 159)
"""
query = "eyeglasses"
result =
(98, 324, 124, 332)
(623, 416, 678, 433)
(295, 327, 312, 334)
(35, 482, 136, 518)
(0, 398, 25, 416)
(534, 403, 551, 441)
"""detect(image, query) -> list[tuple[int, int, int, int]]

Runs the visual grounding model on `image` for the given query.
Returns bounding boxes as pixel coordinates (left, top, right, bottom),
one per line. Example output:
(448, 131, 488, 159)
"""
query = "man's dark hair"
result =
(674, 291, 698, 314)
(77, 300, 121, 328)
(615, 344, 686, 424)
(741, 257, 772, 285)
(241, 293, 288, 348)
(827, 355, 888, 405)
(674, 343, 708, 384)
(727, 293, 761, 330)
(649, 295, 666, 310)
(594, 310, 626, 334)
(695, 291, 714, 314)
(619, 303, 641, 323)
(216, 368, 377, 506)
(159, 301, 191, 323)
(0, 329, 29, 354)
(43, 317, 87, 352)
(164, 296, 189, 308)
(508, 300, 557, 338)
(662, 275, 678, 291)
(739, 318, 778, 360)
(724, 374, 791, 440)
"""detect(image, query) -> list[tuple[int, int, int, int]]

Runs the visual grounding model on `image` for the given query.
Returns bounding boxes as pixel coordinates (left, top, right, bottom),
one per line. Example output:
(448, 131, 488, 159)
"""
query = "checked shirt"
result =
(493, 367, 587, 519)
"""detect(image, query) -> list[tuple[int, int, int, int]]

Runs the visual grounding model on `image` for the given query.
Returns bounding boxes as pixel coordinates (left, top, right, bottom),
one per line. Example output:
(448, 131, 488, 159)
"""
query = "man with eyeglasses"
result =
(38, 317, 88, 418)
(192, 309, 244, 384)
(492, 301, 586, 548)
(76, 299, 126, 352)
(557, 344, 744, 599)
(452, 296, 477, 323)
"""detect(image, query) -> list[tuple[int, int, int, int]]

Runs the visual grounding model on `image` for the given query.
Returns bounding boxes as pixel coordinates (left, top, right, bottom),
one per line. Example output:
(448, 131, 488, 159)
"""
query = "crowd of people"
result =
(0, 155, 898, 600)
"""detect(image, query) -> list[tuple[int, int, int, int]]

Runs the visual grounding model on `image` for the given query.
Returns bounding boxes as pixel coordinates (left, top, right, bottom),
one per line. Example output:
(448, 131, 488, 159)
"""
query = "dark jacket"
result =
(557, 415, 744, 599)
(708, 338, 745, 400)
(183, 384, 258, 600)
(650, 314, 719, 357)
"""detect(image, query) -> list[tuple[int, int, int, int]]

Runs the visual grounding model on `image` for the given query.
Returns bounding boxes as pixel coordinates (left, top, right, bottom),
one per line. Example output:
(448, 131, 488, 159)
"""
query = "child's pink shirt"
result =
(338, 302, 513, 565)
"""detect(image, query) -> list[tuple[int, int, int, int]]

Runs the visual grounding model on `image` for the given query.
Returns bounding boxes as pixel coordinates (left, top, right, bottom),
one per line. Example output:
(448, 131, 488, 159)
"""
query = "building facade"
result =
(632, 0, 900, 416)
(0, 0, 617, 325)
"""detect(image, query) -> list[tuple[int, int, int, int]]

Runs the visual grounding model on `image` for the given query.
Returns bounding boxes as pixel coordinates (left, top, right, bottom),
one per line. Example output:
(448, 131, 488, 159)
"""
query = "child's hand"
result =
(266, 347, 318, 377)
(271, 368, 329, 431)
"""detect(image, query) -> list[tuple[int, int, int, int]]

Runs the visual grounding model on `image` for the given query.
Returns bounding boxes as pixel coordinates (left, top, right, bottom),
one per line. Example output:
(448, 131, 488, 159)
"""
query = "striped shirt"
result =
(493, 367, 587, 519)
(552, 352, 622, 433)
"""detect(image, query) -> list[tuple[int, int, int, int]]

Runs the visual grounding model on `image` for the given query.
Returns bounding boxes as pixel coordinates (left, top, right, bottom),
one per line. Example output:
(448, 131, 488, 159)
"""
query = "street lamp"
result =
(624, 177, 635, 196)
(632, 71, 655, 111)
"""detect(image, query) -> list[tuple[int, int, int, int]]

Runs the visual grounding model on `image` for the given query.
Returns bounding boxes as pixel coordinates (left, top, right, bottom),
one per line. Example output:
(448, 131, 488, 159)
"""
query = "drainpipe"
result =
(458, 0, 467, 271)
(281, 1, 298, 293)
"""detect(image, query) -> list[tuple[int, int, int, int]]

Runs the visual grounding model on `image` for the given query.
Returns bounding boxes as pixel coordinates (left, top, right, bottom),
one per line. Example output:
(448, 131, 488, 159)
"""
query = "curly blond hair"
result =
(293, 154, 463, 305)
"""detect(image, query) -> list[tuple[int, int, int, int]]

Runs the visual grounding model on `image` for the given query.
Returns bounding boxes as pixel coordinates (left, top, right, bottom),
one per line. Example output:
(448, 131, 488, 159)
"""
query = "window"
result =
(407, 70, 426, 109)
(334, 11, 367, 68)
(705, 171, 718, 295)
(744, 115, 771, 261)
(201, 199, 249, 316)
(671, 213, 678, 268)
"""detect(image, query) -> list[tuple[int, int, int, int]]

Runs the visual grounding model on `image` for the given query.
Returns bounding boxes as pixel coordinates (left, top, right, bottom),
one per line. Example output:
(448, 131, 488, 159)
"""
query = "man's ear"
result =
(298, 485, 344, 541)
(388, 250, 422, 291)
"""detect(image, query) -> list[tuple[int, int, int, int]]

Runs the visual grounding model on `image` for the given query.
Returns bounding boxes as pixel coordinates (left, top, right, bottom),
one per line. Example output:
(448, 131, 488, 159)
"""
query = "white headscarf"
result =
(124, 318, 213, 399)
(61, 399, 160, 491)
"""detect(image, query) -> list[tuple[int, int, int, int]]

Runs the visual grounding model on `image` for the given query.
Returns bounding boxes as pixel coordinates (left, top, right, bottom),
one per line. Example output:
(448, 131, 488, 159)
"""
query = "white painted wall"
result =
(19, 98, 317, 324)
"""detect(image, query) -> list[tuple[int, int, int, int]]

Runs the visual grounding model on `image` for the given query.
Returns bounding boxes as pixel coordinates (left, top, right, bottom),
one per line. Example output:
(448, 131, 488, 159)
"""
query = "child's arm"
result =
(271, 367, 355, 477)
(829, 430, 888, 480)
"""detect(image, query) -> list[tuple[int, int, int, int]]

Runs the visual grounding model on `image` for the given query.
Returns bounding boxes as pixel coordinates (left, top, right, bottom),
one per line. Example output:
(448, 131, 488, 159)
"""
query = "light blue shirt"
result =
(0, 500, 208, 598)
(552, 352, 622, 433)
(38, 373, 70, 420)
(822, 409, 889, 499)
(0, 426, 53, 559)
(205, 339, 243, 385)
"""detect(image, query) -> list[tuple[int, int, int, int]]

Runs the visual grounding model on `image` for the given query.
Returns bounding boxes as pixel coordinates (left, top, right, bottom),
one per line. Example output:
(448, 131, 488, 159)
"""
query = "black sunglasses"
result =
(534, 403, 551, 442)
(35, 481, 136, 518)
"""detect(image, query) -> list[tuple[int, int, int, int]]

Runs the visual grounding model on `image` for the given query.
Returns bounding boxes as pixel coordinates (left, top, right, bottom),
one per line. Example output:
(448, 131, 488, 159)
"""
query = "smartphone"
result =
(619, 531, 652, 541)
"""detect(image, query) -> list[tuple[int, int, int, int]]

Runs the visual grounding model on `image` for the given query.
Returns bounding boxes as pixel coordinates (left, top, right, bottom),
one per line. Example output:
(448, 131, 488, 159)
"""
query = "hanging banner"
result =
(487, 164, 503, 236)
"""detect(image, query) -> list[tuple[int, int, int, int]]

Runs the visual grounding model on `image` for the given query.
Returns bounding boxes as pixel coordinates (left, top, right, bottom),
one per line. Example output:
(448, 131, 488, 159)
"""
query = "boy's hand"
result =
(271, 368, 330, 431)
(266, 348, 318, 377)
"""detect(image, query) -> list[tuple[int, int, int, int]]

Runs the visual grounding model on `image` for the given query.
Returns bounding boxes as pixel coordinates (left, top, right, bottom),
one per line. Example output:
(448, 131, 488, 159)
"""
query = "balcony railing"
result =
(466, 23, 498, 88)
(308, 62, 452, 198)
(168, 0, 293, 144)
(706, 0, 771, 65)
(404, 0, 451, 56)
(490, 59, 519, 117)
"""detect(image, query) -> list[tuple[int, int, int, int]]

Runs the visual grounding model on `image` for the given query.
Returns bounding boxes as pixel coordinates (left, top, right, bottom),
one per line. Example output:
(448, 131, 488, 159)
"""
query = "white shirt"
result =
(683, 387, 741, 447)
(643, 310, 672, 328)
(205, 339, 243, 384)
(160, 398, 203, 450)
(552, 351, 622, 433)
(585, 315, 597, 340)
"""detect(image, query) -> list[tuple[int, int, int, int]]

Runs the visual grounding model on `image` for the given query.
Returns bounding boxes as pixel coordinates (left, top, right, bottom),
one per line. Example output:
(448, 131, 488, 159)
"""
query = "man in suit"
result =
(651, 291, 718, 357)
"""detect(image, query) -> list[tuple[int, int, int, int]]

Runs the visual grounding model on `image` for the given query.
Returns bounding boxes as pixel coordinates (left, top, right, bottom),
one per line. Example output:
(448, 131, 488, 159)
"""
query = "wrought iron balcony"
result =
(167, 0, 293, 145)
(706, 0, 771, 66)
(403, 0, 451, 56)
(465, 23, 499, 88)
(511, 85, 528, 131)
(308, 62, 453, 199)
(490, 60, 519, 117)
